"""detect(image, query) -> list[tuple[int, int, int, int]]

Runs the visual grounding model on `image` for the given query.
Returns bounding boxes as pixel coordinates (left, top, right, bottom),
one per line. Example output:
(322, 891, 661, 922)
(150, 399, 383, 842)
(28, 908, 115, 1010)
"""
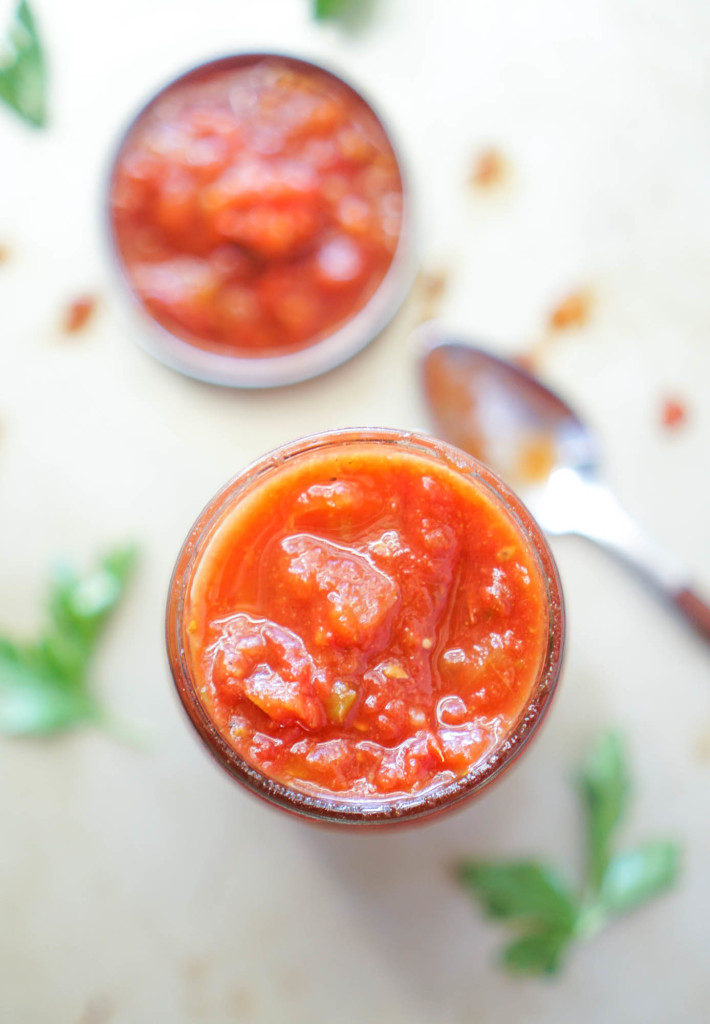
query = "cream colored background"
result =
(1, 0, 709, 1021)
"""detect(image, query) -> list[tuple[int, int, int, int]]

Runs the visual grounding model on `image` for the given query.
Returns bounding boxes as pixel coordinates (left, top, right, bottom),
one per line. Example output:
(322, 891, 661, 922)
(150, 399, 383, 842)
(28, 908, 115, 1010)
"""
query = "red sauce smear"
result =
(110, 59, 403, 357)
(184, 444, 548, 799)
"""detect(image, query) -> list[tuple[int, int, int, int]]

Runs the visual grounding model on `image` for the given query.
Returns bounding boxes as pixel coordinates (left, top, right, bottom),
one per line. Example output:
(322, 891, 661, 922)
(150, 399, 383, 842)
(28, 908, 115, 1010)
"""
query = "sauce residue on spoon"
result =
(421, 341, 570, 490)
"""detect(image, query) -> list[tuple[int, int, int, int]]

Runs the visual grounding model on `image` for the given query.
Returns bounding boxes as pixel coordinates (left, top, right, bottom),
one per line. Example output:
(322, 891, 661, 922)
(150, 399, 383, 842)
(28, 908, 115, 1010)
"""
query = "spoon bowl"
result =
(417, 322, 710, 644)
(421, 332, 597, 496)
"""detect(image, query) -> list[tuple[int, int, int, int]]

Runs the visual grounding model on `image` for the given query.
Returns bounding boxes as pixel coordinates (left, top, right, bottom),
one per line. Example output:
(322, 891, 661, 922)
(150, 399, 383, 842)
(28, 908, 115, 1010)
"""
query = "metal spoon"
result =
(417, 323, 710, 644)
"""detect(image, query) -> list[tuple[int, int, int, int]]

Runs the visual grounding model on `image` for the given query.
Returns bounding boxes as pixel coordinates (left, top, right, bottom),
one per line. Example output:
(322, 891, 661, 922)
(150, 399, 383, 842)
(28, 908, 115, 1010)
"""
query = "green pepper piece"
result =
(325, 680, 358, 724)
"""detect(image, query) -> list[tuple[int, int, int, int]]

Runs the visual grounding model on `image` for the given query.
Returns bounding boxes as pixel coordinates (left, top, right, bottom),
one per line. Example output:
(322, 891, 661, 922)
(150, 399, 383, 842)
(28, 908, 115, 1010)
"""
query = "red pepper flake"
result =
(417, 267, 450, 319)
(420, 269, 449, 304)
(548, 289, 593, 331)
(63, 295, 97, 334)
(660, 397, 687, 430)
(470, 147, 508, 189)
(515, 289, 594, 374)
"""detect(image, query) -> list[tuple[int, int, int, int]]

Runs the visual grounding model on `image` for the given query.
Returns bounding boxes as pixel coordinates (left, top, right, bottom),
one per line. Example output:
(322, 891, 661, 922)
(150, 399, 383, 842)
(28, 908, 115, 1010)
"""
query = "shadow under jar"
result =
(166, 429, 565, 826)
(107, 54, 413, 387)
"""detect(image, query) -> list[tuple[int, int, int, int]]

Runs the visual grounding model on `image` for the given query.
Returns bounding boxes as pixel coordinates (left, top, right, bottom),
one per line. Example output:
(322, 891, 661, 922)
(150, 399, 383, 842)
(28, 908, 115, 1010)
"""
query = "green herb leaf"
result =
(0, 546, 137, 736)
(313, 0, 344, 17)
(0, 638, 96, 734)
(600, 841, 680, 915)
(47, 545, 138, 658)
(457, 860, 578, 930)
(502, 924, 572, 976)
(577, 731, 630, 892)
(455, 731, 681, 978)
(0, 0, 47, 127)
(312, 0, 377, 28)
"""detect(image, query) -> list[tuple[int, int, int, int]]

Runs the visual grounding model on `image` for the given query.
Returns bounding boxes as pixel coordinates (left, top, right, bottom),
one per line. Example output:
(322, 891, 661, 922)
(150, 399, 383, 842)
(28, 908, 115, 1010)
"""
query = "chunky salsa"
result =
(110, 58, 403, 357)
(182, 438, 550, 800)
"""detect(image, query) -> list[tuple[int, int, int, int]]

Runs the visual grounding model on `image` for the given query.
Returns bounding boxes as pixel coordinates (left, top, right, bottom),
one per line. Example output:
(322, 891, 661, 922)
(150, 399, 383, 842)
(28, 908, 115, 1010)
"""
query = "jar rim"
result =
(166, 428, 565, 826)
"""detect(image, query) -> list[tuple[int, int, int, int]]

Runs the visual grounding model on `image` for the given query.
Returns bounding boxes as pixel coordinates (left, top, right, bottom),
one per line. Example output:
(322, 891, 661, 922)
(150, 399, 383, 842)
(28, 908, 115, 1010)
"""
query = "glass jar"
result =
(106, 53, 414, 388)
(166, 428, 565, 826)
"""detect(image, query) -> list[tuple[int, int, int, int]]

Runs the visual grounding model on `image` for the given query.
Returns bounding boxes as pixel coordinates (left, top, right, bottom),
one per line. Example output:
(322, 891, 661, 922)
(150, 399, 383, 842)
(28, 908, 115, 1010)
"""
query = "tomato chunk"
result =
(278, 534, 400, 650)
(208, 614, 325, 730)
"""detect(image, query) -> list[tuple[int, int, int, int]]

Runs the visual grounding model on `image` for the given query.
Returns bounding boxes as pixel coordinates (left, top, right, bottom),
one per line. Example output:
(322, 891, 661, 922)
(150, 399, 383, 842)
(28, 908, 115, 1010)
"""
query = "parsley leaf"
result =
(457, 861, 577, 930)
(312, 0, 377, 28)
(0, 546, 138, 736)
(0, 638, 95, 734)
(457, 861, 577, 976)
(0, 0, 47, 128)
(502, 924, 573, 976)
(314, 0, 344, 16)
(600, 841, 680, 915)
(455, 732, 681, 977)
(46, 546, 136, 665)
(577, 731, 630, 892)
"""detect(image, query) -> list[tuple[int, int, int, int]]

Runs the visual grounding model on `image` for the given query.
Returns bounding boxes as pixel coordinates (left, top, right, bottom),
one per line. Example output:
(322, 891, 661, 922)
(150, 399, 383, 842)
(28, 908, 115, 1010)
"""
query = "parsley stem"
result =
(573, 902, 607, 940)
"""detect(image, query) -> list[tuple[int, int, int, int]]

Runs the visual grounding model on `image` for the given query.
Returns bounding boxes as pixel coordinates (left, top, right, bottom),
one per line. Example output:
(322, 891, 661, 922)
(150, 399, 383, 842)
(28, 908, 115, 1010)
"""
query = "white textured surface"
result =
(1, 1, 709, 1021)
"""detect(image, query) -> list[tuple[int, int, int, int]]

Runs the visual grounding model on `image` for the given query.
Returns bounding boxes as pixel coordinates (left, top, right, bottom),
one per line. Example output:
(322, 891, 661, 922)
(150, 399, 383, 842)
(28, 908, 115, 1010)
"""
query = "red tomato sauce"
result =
(184, 443, 549, 799)
(110, 59, 403, 356)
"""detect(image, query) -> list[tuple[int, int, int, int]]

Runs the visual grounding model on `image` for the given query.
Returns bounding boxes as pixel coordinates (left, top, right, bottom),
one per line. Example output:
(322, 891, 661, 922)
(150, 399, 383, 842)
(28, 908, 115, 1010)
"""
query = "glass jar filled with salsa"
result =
(167, 429, 565, 826)
(108, 55, 412, 387)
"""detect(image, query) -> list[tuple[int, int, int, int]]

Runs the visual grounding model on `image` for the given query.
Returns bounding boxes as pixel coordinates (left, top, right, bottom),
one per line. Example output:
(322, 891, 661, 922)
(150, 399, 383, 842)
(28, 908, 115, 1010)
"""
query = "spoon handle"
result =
(581, 483, 710, 643)
(543, 471, 710, 644)
(673, 588, 710, 642)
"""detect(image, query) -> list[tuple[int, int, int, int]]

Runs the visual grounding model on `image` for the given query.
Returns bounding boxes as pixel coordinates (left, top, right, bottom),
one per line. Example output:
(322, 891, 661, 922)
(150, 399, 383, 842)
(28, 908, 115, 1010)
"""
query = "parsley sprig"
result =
(313, 0, 343, 17)
(0, 0, 46, 128)
(0, 546, 138, 736)
(312, 0, 376, 27)
(457, 733, 680, 975)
